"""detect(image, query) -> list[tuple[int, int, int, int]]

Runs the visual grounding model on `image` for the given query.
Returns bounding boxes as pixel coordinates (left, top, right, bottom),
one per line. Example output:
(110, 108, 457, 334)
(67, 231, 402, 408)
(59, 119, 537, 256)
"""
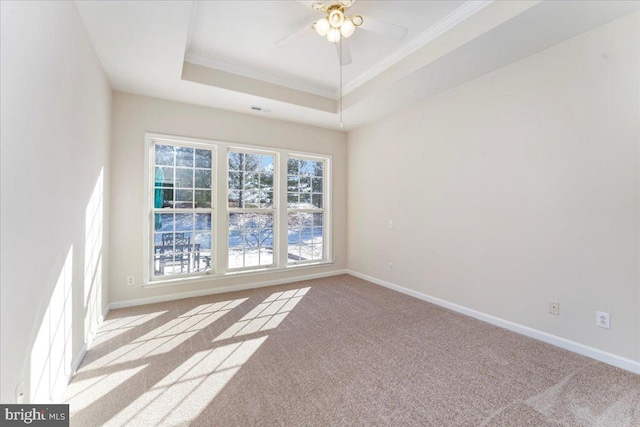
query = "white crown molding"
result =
(184, 0, 199, 54)
(340, 0, 493, 96)
(347, 270, 640, 375)
(184, 52, 337, 99)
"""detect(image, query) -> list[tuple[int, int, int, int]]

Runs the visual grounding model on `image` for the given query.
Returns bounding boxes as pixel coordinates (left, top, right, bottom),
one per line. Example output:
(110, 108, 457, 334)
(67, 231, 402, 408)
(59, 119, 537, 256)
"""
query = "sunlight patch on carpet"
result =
(84, 298, 247, 370)
(63, 365, 148, 410)
(108, 337, 267, 426)
(214, 287, 310, 341)
(92, 311, 168, 345)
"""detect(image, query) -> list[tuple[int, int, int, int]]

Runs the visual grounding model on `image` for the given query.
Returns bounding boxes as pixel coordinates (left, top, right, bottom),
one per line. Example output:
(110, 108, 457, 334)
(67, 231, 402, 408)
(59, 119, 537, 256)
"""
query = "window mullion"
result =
(214, 144, 228, 275)
(278, 153, 289, 267)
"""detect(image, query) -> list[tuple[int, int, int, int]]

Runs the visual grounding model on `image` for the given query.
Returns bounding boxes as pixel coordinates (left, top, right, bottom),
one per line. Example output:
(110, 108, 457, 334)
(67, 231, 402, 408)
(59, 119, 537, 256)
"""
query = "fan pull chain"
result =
(339, 38, 343, 128)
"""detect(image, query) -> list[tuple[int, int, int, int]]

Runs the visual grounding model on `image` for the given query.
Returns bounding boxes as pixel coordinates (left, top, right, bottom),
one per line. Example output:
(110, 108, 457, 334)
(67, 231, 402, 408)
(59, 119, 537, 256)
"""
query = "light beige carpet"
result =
(63, 274, 640, 426)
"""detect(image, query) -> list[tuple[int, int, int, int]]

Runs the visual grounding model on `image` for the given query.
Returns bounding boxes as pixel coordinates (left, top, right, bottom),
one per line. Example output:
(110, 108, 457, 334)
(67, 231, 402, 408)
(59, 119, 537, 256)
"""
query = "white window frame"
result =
(143, 135, 218, 284)
(286, 154, 328, 266)
(143, 133, 332, 287)
(226, 146, 279, 272)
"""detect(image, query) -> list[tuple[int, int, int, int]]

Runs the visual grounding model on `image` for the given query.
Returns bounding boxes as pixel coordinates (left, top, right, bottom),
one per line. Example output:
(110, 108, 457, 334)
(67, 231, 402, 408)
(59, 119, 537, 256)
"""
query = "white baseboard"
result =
(69, 304, 111, 380)
(109, 269, 348, 310)
(71, 344, 88, 377)
(102, 303, 111, 323)
(346, 270, 640, 375)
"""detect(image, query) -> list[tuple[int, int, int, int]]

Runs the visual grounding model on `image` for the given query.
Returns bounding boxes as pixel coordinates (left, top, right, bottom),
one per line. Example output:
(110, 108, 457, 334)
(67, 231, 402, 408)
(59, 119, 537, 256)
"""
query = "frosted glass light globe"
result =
(315, 18, 330, 36)
(340, 19, 355, 38)
(327, 28, 341, 43)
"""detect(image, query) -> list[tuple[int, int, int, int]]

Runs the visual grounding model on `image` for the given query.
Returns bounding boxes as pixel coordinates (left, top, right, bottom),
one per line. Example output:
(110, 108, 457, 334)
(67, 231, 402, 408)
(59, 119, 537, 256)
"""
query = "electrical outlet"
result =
(127, 276, 135, 286)
(333, 255, 338, 261)
(549, 300, 559, 315)
(596, 311, 610, 329)
(388, 220, 394, 229)
(388, 262, 394, 272)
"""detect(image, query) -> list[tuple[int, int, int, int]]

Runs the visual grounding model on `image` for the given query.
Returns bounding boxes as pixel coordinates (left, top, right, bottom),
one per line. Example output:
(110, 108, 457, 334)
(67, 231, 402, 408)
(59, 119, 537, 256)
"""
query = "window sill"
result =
(142, 260, 335, 289)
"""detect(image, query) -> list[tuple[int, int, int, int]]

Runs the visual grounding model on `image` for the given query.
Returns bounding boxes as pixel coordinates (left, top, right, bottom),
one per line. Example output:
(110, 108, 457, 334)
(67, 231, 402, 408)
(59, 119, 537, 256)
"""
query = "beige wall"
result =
(110, 93, 347, 304)
(0, 1, 112, 402)
(347, 12, 640, 361)
(2, 2, 636, 408)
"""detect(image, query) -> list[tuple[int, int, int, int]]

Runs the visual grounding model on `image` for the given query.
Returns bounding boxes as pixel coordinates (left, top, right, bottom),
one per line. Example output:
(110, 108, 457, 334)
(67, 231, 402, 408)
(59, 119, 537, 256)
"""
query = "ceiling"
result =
(186, 1, 466, 96)
(75, 1, 639, 131)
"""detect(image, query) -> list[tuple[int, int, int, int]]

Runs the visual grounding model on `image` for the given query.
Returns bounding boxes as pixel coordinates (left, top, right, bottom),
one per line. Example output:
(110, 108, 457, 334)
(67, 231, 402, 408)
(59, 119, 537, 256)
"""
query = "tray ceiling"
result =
(186, 1, 466, 96)
(75, 1, 640, 131)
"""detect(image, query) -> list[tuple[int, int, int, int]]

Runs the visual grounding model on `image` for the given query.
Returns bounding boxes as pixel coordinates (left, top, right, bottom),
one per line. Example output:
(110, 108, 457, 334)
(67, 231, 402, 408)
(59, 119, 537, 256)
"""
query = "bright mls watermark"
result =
(1, 405, 69, 426)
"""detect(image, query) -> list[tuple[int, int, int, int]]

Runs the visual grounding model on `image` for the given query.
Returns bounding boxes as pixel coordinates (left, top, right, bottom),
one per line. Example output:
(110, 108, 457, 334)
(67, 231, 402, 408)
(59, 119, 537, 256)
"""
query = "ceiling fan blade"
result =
(296, 0, 320, 9)
(275, 25, 312, 47)
(336, 39, 352, 66)
(359, 16, 408, 41)
(299, 0, 356, 10)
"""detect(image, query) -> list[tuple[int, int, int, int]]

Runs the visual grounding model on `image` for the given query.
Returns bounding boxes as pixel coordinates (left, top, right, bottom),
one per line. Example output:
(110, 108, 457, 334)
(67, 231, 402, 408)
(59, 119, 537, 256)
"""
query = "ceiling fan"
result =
(276, 0, 409, 65)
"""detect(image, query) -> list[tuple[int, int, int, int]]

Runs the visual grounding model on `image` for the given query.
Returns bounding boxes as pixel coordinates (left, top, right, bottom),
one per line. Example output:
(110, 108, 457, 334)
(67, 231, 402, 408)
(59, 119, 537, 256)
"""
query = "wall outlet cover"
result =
(596, 311, 611, 329)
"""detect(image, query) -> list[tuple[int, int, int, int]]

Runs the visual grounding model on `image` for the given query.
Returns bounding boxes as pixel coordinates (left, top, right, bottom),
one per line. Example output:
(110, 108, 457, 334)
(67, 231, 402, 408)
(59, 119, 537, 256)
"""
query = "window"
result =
(145, 134, 331, 284)
(228, 150, 275, 270)
(287, 156, 325, 263)
(151, 141, 214, 278)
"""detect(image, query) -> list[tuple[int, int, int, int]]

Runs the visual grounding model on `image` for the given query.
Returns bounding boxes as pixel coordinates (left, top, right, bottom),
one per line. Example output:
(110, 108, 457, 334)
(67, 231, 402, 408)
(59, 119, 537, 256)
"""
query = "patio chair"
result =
(158, 233, 191, 274)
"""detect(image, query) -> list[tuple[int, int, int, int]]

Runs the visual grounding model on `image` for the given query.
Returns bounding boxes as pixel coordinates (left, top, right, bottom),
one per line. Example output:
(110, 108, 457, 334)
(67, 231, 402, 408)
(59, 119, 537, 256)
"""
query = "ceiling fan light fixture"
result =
(314, 18, 331, 36)
(307, 2, 363, 45)
(327, 28, 341, 43)
(329, 9, 345, 28)
(340, 19, 355, 38)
